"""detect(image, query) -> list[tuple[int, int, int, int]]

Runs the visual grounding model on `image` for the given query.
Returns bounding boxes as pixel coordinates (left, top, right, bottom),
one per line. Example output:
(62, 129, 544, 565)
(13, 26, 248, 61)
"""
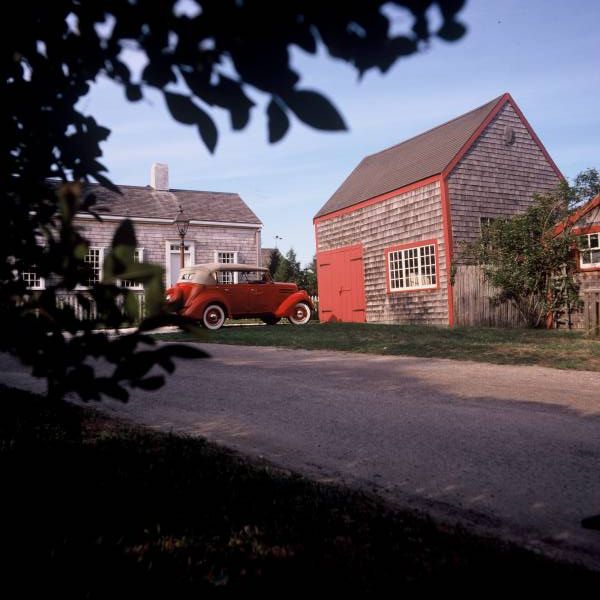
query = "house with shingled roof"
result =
(73, 163, 262, 290)
(314, 93, 563, 326)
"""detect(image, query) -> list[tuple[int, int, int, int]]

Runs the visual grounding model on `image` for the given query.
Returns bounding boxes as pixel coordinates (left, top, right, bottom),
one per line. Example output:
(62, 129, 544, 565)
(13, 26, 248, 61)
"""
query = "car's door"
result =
(215, 270, 248, 315)
(247, 282, 276, 314)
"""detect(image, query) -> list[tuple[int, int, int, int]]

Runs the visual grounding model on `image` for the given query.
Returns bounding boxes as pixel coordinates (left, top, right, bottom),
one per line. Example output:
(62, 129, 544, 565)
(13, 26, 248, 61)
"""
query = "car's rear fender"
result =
(274, 291, 314, 318)
(182, 293, 232, 320)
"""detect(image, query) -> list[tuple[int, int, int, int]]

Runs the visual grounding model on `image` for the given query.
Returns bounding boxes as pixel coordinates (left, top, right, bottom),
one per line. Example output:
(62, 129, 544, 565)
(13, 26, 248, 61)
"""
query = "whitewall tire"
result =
(202, 304, 226, 330)
(288, 302, 311, 326)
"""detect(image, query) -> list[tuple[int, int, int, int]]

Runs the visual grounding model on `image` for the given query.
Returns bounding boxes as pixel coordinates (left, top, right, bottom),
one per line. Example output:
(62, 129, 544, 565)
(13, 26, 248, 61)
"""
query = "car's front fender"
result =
(274, 291, 314, 318)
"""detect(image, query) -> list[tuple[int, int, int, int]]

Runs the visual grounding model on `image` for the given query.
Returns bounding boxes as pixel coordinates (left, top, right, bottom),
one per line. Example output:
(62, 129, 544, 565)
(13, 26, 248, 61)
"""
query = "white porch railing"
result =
(55, 290, 146, 322)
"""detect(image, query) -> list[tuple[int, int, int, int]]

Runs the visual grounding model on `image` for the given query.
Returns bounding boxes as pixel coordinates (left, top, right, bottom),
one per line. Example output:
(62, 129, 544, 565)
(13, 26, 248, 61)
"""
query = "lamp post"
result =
(174, 206, 190, 269)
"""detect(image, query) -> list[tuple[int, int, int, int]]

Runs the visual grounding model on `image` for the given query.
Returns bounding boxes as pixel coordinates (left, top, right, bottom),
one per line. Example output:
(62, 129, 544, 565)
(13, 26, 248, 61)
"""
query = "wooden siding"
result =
(447, 102, 561, 327)
(453, 265, 524, 327)
(582, 289, 600, 335)
(316, 181, 448, 325)
(76, 218, 260, 286)
(447, 102, 561, 249)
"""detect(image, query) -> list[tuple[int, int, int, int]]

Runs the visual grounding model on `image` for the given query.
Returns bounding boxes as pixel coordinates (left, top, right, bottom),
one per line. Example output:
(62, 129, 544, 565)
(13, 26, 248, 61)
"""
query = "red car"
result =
(165, 263, 314, 330)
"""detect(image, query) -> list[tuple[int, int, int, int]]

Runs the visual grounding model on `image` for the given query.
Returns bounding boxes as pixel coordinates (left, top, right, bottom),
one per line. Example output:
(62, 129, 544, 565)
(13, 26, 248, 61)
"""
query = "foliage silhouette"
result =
(2, 1, 467, 400)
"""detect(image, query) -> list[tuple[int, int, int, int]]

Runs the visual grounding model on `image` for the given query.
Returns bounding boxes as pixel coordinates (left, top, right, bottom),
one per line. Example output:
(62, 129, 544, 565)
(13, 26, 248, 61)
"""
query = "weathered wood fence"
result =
(583, 290, 600, 335)
(453, 265, 524, 327)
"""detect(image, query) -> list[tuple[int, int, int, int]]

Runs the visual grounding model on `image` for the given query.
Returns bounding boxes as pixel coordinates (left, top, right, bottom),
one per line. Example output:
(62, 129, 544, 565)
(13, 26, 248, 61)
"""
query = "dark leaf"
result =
(266, 98, 290, 143)
(125, 83, 143, 102)
(437, 20, 467, 42)
(112, 219, 137, 249)
(163, 344, 209, 359)
(164, 92, 218, 152)
(281, 90, 346, 131)
(136, 375, 165, 390)
(94, 172, 121, 194)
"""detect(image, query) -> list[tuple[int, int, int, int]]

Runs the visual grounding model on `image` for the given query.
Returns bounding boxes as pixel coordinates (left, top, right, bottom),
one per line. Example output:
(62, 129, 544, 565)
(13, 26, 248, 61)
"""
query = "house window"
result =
(579, 233, 600, 268)
(215, 251, 238, 284)
(387, 243, 437, 291)
(119, 248, 144, 289)
(22, 269, 45, 290)
(84, 247, 104, 286)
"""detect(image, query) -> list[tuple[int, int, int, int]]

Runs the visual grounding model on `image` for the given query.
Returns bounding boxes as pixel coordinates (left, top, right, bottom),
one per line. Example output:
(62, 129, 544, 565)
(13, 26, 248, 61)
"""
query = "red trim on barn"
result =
(440, 176, 455, 327)
(441, 93, 563, 181)
(572, 224, 600, 236)
(384, 239, 440, 294)
(313, 175, 440, 224)
(553, 194, 600, 236)
(506, 94, 564, 181)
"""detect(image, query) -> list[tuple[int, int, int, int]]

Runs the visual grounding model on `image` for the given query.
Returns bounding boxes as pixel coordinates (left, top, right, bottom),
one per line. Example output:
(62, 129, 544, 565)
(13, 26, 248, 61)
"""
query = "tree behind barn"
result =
(468, 172, 599, 328)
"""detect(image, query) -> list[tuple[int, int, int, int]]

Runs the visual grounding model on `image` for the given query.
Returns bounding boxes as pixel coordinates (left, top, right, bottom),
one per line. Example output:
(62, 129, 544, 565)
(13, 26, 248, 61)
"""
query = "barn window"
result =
(387, 243, 437, 291)
(579, 233, 600, 268)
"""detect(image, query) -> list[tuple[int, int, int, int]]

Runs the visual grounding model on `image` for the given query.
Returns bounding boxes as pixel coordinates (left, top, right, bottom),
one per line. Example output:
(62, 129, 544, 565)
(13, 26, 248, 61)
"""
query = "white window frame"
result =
(214, 250, 238, 284)
(387, 243, 437, 292)
(118, 248, 145, 289)
(21, 269, 45, 290)
(77, 246, 105, 289)
(579, 232, 600, 268)
(165, 240, 195, 287)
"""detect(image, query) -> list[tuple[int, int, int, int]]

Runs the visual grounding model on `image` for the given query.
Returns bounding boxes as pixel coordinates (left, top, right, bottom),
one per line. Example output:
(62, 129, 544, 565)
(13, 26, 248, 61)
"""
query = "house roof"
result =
(84, 183, 262, 225)
(315, 93, 522, 219)
(553, 194, 600, 236)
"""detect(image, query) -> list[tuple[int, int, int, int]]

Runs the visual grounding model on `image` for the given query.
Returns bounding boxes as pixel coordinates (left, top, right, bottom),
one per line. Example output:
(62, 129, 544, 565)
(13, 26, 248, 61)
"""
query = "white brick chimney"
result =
(150, 162, 169, 191)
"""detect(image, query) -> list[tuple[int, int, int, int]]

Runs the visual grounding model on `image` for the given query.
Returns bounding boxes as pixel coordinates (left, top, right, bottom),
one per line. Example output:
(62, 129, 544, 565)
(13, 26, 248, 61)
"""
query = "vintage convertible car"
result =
(165, 262, 314, 330)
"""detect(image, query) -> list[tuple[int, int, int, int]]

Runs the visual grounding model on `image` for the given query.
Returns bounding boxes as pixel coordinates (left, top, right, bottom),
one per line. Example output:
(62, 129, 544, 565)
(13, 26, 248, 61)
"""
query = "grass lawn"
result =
(1, 384, 598, 595)
(154, 322, 600, 371)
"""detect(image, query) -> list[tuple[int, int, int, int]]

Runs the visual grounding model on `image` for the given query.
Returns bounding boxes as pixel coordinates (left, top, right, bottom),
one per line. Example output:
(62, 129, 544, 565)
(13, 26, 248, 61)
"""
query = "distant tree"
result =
(267, 249, 283, 278)
(467, 179, 587, 328)
(300, 256, 318, 296)
(571, 168, 600, 206)
(3, 1, 468, 400)
(273, 248, 301, 282)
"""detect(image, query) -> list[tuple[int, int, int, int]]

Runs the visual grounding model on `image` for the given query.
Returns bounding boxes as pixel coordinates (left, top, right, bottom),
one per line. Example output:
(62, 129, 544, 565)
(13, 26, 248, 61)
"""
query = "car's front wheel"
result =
(288, 302, 311, 326)
(202, 304, 226, 330)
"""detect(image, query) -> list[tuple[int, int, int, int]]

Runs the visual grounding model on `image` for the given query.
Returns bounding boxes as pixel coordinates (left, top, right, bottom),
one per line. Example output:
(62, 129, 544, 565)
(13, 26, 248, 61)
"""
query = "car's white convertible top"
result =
(177, 263, 268, 285)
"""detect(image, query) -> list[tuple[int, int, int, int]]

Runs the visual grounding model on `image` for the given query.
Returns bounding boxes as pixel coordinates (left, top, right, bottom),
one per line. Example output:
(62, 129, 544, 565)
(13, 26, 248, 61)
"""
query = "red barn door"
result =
(317, 244, 366, 322)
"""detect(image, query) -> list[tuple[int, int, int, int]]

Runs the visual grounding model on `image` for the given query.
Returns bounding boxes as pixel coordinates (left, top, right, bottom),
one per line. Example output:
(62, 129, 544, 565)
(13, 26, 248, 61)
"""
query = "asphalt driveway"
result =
(2, 343, 600, 569)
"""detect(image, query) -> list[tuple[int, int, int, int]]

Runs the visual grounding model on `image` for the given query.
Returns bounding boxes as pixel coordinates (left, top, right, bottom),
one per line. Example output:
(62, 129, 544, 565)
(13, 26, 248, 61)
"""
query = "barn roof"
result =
(83, 183, 262, 225)
(315, 95, 508, 219)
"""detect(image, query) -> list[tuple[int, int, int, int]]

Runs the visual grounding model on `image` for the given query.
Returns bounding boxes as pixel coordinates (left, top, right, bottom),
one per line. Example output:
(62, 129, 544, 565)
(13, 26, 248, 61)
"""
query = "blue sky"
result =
(81, 0, 600, 266)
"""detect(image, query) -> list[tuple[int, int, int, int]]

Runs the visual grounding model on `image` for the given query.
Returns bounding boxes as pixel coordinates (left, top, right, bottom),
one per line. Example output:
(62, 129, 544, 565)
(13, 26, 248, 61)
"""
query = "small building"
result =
(74, 163, 263, 289)
(313, 93, 562, 326)
(554, 194, 600, 332)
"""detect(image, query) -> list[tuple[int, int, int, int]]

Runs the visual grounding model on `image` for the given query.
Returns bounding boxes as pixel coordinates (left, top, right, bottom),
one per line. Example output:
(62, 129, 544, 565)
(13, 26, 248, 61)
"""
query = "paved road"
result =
(2, 344, 600, 568)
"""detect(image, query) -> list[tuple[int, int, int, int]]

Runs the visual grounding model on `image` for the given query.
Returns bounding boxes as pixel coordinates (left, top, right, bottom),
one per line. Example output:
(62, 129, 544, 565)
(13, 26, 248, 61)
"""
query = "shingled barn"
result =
(313, 93, 562, 326)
